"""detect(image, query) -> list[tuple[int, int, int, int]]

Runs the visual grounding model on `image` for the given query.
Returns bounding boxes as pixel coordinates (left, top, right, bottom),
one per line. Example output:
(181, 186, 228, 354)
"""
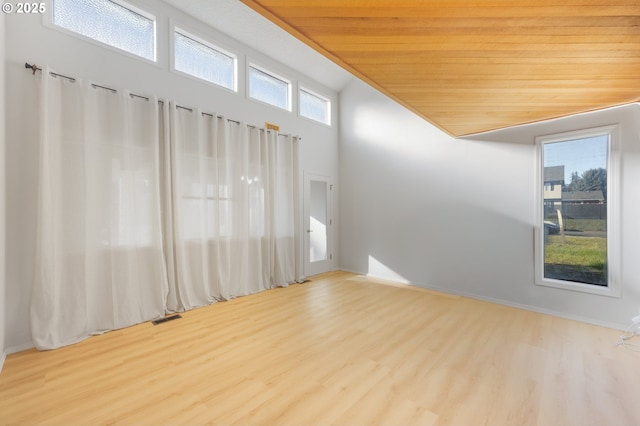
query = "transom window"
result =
(535, 126, 620, 296)
(299, 87, 331, 125)
(248, 64, 291, 111)
(174, 29, 236, 91)
(52, 0, 156, 61)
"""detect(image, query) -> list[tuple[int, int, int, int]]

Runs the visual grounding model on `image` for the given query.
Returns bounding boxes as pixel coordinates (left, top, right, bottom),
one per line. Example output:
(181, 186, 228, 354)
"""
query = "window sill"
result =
(535, 276, 620, 298)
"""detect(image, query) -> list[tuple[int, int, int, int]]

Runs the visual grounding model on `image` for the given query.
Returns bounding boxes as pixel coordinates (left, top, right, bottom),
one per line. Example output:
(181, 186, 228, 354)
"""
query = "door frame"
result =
(303, 172, 333, 277)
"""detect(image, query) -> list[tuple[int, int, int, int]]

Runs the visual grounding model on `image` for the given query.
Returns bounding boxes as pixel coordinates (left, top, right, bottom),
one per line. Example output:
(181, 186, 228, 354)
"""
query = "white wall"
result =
(4, 0, 340, 351)
(1, 11, 7, 367)
(339, 78, 640, 329)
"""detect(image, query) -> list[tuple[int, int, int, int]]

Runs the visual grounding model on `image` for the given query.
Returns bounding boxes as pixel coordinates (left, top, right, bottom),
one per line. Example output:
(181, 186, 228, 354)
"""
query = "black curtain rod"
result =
(172, 104, 242, 126)
(25, 62, 75, 82)
(24, 62, 301, 138)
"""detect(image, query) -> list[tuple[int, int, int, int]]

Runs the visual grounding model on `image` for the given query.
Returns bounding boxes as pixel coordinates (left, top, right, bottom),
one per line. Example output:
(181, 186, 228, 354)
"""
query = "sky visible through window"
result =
(544, 135, 608, 183)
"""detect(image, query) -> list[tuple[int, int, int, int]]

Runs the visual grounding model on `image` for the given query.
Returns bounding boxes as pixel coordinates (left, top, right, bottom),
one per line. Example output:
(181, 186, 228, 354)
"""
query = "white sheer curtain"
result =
(31, 68, 168, 350)
(32, 70, 302, 349)
(165, 105, 301, 311)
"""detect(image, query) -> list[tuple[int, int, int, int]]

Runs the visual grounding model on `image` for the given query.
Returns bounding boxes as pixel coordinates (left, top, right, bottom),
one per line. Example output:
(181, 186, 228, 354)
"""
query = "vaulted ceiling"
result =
(240, 0, 640, 137)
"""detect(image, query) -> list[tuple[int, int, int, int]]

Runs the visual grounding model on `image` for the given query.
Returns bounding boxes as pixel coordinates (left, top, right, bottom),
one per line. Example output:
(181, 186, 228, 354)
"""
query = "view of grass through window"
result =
(543, 135, 608, 286)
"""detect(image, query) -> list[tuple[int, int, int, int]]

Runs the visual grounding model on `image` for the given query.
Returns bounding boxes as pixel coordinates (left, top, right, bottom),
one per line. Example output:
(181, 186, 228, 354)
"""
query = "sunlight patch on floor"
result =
(367, 255, 410, 284)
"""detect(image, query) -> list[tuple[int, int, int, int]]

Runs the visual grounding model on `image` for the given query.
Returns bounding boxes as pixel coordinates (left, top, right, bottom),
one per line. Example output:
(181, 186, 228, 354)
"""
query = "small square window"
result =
(248, 65, 290, 111)
(300, 87, 331, 125)
(174, 29, 236, 91)
(52, 0, 156, 61)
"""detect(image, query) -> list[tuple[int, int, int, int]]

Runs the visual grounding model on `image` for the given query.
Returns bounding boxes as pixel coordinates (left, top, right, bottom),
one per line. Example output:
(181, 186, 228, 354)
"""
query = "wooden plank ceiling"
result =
(240, 0, 640, 137)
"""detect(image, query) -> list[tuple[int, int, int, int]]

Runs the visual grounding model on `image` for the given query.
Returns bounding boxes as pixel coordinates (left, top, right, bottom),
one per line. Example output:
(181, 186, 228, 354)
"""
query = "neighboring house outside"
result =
(562, 190, 605, 204)
(544, 165, 564, 213)
(544, 166, 606, 220)
(562, 190, 606, 220)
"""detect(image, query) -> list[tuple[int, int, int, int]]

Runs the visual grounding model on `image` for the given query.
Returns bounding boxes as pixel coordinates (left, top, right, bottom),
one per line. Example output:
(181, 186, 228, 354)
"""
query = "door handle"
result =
(307, 229, 313, 232)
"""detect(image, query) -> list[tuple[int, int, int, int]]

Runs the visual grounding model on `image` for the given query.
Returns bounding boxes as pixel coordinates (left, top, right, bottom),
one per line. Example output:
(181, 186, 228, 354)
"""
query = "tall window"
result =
(174, 29, 236, 91)
(299, 87, 331, 125)
(535, 126, 620, 296)
(52, 0, 156, 61)
(248, 64, 291, 111)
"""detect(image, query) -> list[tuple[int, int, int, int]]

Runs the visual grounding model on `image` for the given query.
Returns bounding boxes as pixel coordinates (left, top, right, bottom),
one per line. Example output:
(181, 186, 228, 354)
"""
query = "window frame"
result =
(180, 181, 234, 241)
(247, 62, 292, 112)
(534, 125, 621, 297)
(47, 0, 157, 63)
(299, 86, 332, 126)
(172, 26, 238, 92)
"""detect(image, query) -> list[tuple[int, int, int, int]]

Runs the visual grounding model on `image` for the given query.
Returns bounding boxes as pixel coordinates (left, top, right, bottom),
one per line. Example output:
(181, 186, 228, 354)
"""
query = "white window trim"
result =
(299, 85, 332, 126)
(171, 25, 238, 93)
(45, 0, 158, 64)
(247, 62, 292, 112)
(534, 125, 621, 297)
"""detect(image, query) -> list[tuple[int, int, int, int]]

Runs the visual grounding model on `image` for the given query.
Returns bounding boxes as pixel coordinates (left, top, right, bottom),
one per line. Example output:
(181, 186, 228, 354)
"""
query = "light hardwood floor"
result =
(1, 271, 639, 425)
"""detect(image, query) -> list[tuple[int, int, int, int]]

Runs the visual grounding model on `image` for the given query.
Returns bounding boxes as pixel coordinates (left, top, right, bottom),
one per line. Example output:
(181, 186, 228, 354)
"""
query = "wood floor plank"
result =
(1, 270, 639, 425)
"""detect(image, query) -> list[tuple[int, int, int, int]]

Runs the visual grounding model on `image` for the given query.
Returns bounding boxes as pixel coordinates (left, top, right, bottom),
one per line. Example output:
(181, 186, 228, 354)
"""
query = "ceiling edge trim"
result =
(458, 101, 640, 141)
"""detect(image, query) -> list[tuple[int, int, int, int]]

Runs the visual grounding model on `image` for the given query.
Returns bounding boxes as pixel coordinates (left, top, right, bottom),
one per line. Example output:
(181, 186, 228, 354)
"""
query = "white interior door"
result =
(304, 173, 333, 276)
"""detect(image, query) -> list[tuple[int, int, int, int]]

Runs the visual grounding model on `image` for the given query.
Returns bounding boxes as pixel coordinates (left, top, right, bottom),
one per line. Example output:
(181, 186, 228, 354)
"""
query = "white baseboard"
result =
(6, 341, 35, 355)
(339, 268, 628, 331)
(0, 343, 35, 376)
(365, 272, 411, 285)
(337, 267, 363, 276)
(426, 283, 628, 331)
